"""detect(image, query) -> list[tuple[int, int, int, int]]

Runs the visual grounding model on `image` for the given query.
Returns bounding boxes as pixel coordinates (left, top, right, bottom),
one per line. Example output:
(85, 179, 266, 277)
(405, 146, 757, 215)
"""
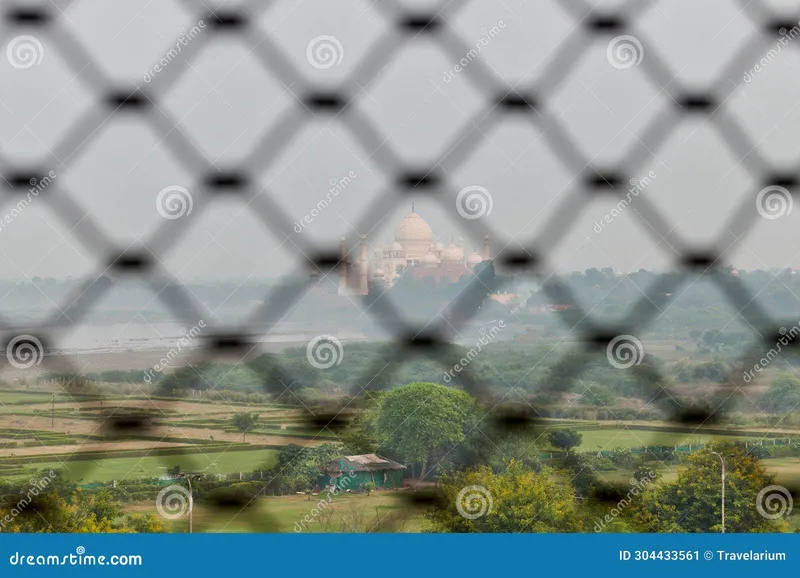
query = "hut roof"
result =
(323, 454, 405, 473)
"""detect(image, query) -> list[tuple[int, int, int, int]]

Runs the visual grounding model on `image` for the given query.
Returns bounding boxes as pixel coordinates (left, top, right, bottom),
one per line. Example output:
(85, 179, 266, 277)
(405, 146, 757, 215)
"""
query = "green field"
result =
(21, 448, 279, 483)
(0, 392, 68, 405)
(131, 491, 426, 533)
(575, 428, 766, 451)
(598, 457, 800, 486)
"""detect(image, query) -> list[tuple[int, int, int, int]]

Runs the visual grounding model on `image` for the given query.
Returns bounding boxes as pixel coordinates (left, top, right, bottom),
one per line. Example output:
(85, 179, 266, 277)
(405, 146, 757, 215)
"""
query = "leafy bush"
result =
(203, 482, 263, 504)
(265, 443, 346, 495)
(548, 429, 582, 451)
(588, 457, 616, 471)
(607, 448, 635, 468)
(764, 444, 800, 458)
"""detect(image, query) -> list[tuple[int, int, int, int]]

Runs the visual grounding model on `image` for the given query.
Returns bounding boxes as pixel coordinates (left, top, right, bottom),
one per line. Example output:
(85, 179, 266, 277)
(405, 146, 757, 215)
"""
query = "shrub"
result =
(765, 444, 800, 458)
(588, 457, 616, 471)
(203, 482, 264, 505)
(607, 448, 635, 468)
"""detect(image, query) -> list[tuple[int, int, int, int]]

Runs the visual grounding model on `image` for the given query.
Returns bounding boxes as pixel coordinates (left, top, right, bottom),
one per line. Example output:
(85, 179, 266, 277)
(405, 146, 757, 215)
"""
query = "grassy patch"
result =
(18, 448, 279, 483)
(599, 456, 800, 488)
(575, 428, 765, 451)
(128, 491, 426, 533)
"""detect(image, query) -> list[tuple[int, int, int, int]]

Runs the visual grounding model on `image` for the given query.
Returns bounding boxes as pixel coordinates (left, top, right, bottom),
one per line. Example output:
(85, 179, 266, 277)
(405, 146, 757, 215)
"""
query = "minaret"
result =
(483, 233, 491, 260)
(338, 236, 347, 294)
(359, 234, 369, 295)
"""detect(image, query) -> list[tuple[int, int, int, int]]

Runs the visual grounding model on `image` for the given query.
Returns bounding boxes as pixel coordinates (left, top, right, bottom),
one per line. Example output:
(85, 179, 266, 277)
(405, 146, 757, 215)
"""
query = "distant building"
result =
(333, 206, 492, 296)
(319, 454, 406, 490)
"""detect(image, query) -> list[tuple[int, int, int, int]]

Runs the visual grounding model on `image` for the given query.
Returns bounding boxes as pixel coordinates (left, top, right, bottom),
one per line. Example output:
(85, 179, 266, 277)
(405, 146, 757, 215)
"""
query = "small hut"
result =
(319, 454, 406, 490)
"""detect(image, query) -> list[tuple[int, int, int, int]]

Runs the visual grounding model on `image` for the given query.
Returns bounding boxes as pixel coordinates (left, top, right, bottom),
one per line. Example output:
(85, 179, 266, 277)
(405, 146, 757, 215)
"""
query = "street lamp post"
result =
(176, 473, 203, 534)
(710, 451, 726, 533)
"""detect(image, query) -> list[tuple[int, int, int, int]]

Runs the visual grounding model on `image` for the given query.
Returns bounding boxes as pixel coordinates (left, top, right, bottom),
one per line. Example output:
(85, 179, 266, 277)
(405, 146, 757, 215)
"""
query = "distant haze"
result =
(1, 0, 799, 287)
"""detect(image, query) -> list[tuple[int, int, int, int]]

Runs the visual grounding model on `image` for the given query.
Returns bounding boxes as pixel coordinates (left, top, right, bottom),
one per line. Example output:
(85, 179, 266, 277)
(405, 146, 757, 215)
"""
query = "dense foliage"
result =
(427, 460, 583, 532)
(0, 473, 163, 533)
(375, 382, 475, 478)
(634, 443, 789, 533)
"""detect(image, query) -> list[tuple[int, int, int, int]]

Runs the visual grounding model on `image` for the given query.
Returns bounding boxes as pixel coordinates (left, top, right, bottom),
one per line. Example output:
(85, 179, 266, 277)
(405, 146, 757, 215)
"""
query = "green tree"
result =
(342, 426, 378, 455)
(375, 382, 474, 479)
(634, 442, 789, 532)
(267, 443, 346, 493)
(231, 412, 260, 442)
(762, 374, 800, 412)
(579, 384, 616, 407)
(548, 428, 582, 452)
(0, 486, 164, 533)
(123, 513, 166, 533)
(341, 392, 381, 455)
(427, 460, 583, 532)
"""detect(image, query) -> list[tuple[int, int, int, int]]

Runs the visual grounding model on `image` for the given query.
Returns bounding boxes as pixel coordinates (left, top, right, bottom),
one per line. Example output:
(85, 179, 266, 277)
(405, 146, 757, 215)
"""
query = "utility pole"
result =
(187, 476, 193, 534)
(710, 451, 726, 533)
(177, 473, 203, 534)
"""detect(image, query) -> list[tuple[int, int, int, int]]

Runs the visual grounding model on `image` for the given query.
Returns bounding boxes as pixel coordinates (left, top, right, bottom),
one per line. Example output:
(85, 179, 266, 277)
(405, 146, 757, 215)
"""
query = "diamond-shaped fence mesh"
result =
(1, 0, 800, 532)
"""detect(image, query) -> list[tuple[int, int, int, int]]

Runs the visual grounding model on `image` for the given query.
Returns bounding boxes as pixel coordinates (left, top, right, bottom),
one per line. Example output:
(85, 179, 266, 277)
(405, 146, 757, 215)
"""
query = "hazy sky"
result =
(2, 0, 800, 291)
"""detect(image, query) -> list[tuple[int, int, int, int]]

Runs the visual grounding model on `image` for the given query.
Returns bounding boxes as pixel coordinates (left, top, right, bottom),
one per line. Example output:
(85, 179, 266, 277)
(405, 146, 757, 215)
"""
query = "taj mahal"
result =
(335, 206, 492, 296)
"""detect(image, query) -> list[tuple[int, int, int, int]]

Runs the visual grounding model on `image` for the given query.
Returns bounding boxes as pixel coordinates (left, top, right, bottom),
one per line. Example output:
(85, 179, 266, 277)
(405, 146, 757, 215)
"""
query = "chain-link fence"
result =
(2, 0, 800, 532)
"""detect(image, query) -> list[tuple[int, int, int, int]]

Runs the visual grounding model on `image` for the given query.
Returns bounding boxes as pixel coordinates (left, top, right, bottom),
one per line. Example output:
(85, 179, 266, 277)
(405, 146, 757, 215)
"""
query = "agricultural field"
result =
(3, 379, 799, 492)
(574, 428, 766, 451)
(597, 457, 800, 487)
(0, 391, 96, 402)
(0, 387, 315, 484)
(127, 491, 426, 533)
(18, 448, 279, 483)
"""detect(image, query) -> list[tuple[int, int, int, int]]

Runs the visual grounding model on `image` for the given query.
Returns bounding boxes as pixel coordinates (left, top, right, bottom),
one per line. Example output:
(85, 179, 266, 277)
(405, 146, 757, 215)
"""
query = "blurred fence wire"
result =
(1, 0, 800, 530)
